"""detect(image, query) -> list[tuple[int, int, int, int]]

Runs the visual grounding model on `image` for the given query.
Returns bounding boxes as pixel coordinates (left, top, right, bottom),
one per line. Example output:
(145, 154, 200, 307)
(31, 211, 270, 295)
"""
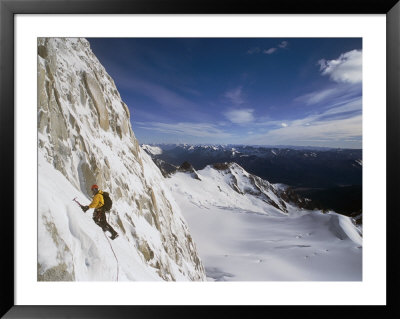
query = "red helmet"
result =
(91, 184, 99, 190)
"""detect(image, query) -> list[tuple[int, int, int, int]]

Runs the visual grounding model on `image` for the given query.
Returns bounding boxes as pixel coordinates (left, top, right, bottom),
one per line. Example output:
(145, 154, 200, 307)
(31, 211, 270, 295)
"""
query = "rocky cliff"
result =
(37, 38, 206, 281)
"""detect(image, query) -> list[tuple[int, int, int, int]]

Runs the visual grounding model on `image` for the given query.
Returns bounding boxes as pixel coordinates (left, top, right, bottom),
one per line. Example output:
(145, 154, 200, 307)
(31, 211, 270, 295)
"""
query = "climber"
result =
(81, 184, 119, 240)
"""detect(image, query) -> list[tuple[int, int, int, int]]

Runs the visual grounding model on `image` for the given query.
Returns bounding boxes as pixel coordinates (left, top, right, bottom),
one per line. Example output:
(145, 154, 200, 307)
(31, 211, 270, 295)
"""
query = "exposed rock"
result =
(80, 161, 99, 196)
(138, 240, 155, 262)
(179, 161, 192, 171)
(122, 101, 130, 119)
(83, 71, 110, 131)
(38, 45, 48, 59)
(37, 38, 206, 282)
(178, 161, 201, 180)
(38, 216, 75, 281)
(212, 162, 231, 170)
(38, 262, 74, 281)
(149, 158, 177, 178)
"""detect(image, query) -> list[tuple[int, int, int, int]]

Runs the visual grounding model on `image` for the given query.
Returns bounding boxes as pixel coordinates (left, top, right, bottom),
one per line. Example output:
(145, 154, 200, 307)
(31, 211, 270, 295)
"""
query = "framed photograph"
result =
(1, 0, 399, 317)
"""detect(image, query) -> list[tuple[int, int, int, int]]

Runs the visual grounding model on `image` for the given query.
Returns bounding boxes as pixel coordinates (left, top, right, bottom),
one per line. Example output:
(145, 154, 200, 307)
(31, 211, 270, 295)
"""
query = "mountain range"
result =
(37, 37, 362, 282)
(142, 144, 362, 216)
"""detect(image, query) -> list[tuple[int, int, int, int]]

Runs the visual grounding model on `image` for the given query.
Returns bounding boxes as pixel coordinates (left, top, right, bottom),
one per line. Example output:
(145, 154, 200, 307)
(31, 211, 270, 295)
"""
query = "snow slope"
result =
(37, 38, 206, 281)
(141, 144, 163, 156)
(38, 154, 161, 281)
(166, 164, 362, 281)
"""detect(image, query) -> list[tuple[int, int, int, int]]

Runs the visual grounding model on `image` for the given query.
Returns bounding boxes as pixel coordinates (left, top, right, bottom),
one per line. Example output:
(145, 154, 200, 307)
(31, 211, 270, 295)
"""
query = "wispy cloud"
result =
(224, 87, 245, 105)
(113, 73, 213, 122)
(278, 41, 289, 48)
(244, 97, 362, 147)
(224, 108, 255, 124)
(320, 98, 361, 117)
(265, 115, 360, 145)
(298, 88, 337, 105)
(117, 76, 196, 110)
(263, 41, 289, 55)
(318, 49, 362, 84)
(247, 41, 289, 56)
(295, 86, 359, 106)
(92, 55, 202, 116)
(263, 48, 277, 55)
(247, 47, 261, 55)
(258, 48, 362, 148)
(136, 121, 232, 138)
(247, 115, 362, 147)
(296, 50, 362, 108)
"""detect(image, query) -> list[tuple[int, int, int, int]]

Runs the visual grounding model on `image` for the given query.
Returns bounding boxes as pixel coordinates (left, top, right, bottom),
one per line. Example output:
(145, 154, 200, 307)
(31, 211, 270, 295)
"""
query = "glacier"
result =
(165, 162, 362, 281)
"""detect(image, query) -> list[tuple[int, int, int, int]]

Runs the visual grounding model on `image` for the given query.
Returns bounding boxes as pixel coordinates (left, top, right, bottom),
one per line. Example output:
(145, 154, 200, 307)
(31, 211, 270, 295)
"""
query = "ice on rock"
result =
(37, 38, 206, 281)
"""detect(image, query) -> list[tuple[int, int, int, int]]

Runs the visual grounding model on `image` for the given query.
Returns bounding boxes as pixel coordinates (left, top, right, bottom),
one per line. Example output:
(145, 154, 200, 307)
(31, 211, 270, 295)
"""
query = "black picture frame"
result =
(1, 0, 399, 317)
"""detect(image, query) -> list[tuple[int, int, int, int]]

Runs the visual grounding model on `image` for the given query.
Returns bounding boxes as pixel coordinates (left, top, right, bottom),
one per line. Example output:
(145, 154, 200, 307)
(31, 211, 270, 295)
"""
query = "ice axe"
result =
(72, 197, 84, 208)
(73, 198, 89, 213)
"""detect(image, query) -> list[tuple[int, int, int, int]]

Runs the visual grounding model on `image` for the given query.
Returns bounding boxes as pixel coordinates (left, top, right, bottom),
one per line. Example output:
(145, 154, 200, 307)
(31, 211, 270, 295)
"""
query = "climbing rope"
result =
(104, 232, 119, 281)
(104, 212, 119, 281)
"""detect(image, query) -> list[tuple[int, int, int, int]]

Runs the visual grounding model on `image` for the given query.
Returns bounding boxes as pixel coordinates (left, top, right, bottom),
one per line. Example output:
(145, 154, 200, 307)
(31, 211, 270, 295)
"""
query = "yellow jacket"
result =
(89, 190, 104, 209)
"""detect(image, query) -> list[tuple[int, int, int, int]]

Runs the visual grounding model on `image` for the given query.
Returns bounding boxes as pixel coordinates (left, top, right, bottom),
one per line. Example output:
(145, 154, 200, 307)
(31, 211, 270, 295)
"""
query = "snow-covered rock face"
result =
(141, 144, 163, 156)
(202, 162, 306, 214)
(37, 38, 206, 281)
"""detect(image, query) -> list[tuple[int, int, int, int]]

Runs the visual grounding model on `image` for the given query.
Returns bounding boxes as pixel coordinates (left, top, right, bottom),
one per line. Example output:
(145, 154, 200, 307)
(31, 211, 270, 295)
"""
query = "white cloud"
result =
(263, 41, 288, 55)
(114, 73, 199, 111)
(248, 41, 288, 56)
(136, 122, 231, 138)
(278, 41, 288, 48)
(322, 98, 361, 116)
(244, 97, 362, 148)
(247, 47, 261, 54)
(296, 88, 339, 105)
(247, 115, 362, 147)
(224, 108, 255, 124)
(318, 50, 362, 84)
(224, 87, 245, 105)
(295, 80, 361, 108)
(263, 48, 277, 55)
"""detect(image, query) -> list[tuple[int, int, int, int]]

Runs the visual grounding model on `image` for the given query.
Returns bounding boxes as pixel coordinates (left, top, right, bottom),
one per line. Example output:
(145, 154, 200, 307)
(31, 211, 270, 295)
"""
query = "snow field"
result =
(167, 168, 362, 281)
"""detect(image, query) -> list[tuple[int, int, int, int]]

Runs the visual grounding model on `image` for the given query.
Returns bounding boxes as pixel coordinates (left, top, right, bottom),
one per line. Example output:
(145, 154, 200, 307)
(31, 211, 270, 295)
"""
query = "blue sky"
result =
(88, 38, 362, 148)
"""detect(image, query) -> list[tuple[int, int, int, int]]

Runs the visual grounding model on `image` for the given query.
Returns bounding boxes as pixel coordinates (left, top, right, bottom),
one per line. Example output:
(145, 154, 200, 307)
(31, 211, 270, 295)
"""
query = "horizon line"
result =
(139, 142, 362, 150)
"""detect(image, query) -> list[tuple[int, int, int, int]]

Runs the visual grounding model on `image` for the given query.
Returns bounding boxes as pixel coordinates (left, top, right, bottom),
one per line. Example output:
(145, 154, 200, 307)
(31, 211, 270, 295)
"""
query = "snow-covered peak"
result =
(166, 162, 363, 281)
(37, 38, 206, 281)
(178, 161, 306, 215)
(142, 144, 163, 156)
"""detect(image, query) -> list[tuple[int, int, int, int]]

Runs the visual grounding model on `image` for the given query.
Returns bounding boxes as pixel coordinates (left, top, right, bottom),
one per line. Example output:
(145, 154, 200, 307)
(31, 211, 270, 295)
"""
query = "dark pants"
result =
(93, 208, 117, 236)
